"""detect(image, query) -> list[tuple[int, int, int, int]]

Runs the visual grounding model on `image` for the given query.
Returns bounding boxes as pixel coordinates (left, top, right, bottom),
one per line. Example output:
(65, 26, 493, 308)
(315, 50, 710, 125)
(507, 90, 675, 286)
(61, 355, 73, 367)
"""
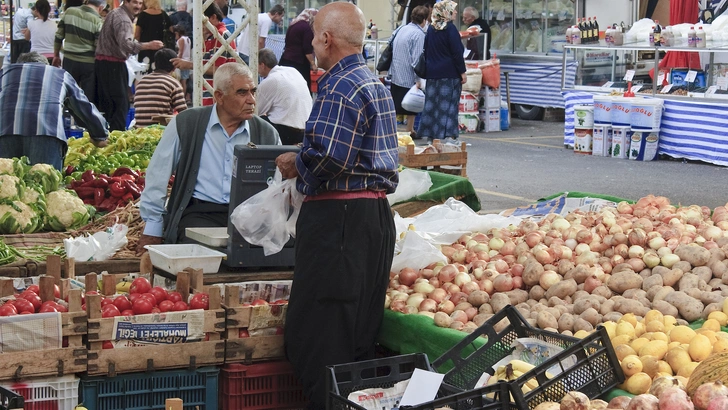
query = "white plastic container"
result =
(574, 105, 594, 128)
(574, 129, 592, 154)
(2, 375, 79, 410)
(611, 125, 631, 159)
(185, 227, 229, 248)
(629, 130, 660, 161)
(630, 99, 663, 131)
(145, 244, 226, 274)
(592, 125, 612, 157)
(611, 97, 636, 127)
(592, 95, 612, 125)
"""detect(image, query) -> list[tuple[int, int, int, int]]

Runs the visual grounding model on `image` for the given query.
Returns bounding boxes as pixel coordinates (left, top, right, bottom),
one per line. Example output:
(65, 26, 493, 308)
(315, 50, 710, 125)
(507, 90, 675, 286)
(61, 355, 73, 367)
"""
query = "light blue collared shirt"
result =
(139, 106, 252, 237)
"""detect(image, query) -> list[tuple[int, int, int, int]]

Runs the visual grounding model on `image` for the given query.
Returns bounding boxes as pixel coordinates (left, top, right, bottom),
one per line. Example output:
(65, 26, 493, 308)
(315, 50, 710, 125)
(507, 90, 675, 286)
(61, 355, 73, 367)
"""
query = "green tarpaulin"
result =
(396, 169, 481, 212)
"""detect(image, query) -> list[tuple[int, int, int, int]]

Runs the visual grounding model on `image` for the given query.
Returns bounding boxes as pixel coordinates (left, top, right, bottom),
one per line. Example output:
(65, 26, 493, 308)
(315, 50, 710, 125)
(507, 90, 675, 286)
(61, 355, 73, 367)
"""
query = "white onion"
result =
(413, 281, 435, 295)
(539, 270, 561, 290)
(657, 246, 672, 258)
(453, 272, 472, 287)
(648, 236, 667, 250)
(643, 252, 661, 268)
(574, 243, 591, 256)
(552, 217, 570, 231)
(406, 293, 426, 308)
(661, 254, 680, 268)
(564, 238, 578, 250)
(575, 251, 599, 266)
(472, 267, 485, 279)
(489, 237, 505, 251)
(628, 245, 645, 259)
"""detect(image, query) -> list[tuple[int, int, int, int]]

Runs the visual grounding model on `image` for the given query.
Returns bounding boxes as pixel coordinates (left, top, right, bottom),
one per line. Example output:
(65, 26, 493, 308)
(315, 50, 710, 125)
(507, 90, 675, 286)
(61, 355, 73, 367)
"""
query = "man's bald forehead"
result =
(317, 2, 366, 46)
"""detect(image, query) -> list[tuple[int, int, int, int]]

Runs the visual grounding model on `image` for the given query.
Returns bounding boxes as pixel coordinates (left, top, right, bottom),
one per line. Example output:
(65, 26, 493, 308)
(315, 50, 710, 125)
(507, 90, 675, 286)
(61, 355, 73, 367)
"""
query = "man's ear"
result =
(213, 89, 224, 104)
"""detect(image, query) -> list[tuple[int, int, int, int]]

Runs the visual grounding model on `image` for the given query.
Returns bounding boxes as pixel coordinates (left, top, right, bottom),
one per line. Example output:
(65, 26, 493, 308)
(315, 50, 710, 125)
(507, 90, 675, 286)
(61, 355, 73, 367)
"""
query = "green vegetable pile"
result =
(0, 239, 24, 265)
(0, 157, 94, 234)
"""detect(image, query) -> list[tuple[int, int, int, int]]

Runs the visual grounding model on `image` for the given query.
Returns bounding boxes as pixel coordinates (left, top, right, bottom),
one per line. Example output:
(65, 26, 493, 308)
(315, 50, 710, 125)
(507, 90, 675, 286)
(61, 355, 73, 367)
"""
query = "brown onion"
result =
(437, 300, 455, 314)
(512, 276, 523, 289)
(438, 264, 458, 283)
(450, 309, 468, 324)
(420, 268, 435, 279)
(461, 281, 480, 295)
(428, 288, 448, 303)
(510, 263, 524, 277)
(428, 277, 440, 288)
(493, 274, 514, 292)
(418, 298, 437, 313)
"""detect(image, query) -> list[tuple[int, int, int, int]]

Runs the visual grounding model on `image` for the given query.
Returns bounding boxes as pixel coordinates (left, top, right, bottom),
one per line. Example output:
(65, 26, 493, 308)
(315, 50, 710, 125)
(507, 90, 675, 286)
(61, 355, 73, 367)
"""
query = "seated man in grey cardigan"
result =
(136, 63, 281, 253)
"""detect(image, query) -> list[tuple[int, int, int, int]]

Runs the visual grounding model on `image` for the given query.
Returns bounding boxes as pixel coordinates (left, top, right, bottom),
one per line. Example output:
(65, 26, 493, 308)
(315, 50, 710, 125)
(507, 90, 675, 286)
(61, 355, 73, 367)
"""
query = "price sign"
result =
(660, 84, 673, 94)
(631, 84, 643, 93)
(717, 76, 728, 90)
(602, 81, 615, 88)
(685, 70, 698, 83)
(624, 70, 635, 81)
(706, 85, 719, 96)
(657, 72, 665, 85)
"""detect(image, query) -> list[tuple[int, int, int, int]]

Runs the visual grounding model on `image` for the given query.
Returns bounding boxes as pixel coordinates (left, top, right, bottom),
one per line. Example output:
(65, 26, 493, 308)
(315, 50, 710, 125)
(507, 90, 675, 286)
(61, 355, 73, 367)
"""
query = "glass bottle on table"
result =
(593, 16, 600, 43)
(653, 20, 662, 46)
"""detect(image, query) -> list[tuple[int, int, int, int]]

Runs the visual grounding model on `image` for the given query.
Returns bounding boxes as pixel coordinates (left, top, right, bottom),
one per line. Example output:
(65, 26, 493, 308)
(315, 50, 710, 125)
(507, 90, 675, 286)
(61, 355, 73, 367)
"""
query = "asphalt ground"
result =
(405, 118, 728, 214)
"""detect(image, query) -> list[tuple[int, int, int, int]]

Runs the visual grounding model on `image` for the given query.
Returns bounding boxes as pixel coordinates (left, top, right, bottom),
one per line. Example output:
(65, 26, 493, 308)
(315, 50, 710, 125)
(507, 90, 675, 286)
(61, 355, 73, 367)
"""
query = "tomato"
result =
(129, 277, 152, 294)
(238, 329, 250, 338)
(132, 298, 154, 315)
(113, 295, 132, 312)
(102, 341, 114, 349)
(120, 309, 134, 316)
(101, 304, 121, 318)
(55, 303, 68, 313)
(167, 291, 183, 303)
(149, 287, 168, 304)
(151, 307, 161, 313)
(101, 297, 114, 307)
(189, 293, 209, 310)
(39, 304, 59, 313)
(54, 284, 61, 299)
(129, 293, 142, 304)
(0, 304, 18, 316)
(140, 293, 157, 305)
(11, 298, 35, 314)
(83, 290, 99, 305)
(158, 300, 175, 312)
(172, 301, 188, 311)
(271, 299, 288, 305)
(251, 299, 268, 306)
(26, 285, 40, 294)
(20, 292, 42, 312)
(81, 304, 86, 311)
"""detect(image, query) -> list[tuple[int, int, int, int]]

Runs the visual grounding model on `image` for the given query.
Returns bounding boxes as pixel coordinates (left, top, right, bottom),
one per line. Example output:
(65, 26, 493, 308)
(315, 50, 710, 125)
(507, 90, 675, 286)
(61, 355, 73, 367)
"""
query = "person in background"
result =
(173, 24, 192, 103)
(236, 4, 284, 64)
(11, 4, 34, 63)
(95, 0, 163, 131)
(389, 5, 429, 140)
(136, 63, 280, 251)
(25, 0, 56, 64)
(274, 3, 398, 408)
(135, 0, 173, 71)
(416, 0, 466, 144)
(462, 6, 491, 60)
(169, 0, 193, 43)
(279, 8, 317, 91)
(221, 5, 236, 36)
(0, 52, 108, 170)
(133, 48, 187, 128)
(52, 0, 105, 104)
(257, 48, 312, 145)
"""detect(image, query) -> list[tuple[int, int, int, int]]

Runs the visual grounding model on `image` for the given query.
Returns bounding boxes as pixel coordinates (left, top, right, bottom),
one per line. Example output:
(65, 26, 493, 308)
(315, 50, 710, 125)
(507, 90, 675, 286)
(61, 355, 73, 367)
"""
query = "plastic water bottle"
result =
(697, 27, 706, 48)
(688, 26, 697, 47)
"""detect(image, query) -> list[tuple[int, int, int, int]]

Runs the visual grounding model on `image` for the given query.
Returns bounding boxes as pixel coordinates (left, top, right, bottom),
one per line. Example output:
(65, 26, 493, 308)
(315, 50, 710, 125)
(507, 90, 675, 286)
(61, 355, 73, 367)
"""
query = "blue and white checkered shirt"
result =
(295, 53, 399, 196)
(390, 23, 427, 88)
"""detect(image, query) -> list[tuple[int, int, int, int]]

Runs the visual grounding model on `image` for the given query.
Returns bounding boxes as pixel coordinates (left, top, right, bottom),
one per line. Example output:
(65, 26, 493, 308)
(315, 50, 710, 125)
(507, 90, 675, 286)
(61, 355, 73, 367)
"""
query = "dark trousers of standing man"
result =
(284, 196, 396, 409)
(95, 58, 130, 131)
(64, 59, 96, 105)
(260, 116, 304, 145)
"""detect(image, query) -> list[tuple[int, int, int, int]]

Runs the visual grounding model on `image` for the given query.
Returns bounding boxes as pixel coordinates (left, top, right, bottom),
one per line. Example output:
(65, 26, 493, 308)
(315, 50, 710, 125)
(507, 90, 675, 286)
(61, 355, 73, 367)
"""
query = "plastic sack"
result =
(391, 230, 448, 272)
(479, 58, 501, 89)
(401, 85, 425, 113)
(463, 68, 483, 93)
(64, 223, 129, 261)
(230, 169, 302, 256)
(387, 168, 432, 206)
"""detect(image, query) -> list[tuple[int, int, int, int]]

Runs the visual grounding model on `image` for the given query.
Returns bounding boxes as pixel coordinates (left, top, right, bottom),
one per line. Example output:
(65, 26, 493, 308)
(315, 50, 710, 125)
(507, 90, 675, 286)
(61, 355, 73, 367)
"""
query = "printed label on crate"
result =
(0, 313, 62, 352)
(112, 310, 205, 346)
(347, 379, 409, 410)
(458, 92, 479, 113)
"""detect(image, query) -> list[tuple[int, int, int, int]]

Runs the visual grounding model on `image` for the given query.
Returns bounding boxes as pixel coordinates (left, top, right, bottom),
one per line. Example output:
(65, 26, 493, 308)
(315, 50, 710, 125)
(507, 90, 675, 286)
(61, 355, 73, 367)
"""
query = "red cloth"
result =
(661, 0, 701, 71)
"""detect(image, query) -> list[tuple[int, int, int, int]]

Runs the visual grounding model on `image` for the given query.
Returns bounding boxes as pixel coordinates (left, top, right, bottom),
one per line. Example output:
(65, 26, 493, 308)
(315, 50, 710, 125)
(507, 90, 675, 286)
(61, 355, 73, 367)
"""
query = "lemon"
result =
(668, 325, 696, 344)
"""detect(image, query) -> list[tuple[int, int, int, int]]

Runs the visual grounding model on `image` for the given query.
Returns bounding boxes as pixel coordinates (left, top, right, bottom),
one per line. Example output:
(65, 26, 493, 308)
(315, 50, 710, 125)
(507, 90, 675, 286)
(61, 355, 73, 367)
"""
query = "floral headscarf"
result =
(431, 1, 458, 30)
(291, 8, 318, 26)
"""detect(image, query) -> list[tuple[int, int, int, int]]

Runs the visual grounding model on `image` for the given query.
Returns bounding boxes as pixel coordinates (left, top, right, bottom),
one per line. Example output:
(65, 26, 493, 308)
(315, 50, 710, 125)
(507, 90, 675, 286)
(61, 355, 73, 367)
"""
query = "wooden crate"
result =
(0, 269, 87, 380)
(85, 270, 226, 376)
(398, 139, 468, 177)
(222, 284, 287, 364)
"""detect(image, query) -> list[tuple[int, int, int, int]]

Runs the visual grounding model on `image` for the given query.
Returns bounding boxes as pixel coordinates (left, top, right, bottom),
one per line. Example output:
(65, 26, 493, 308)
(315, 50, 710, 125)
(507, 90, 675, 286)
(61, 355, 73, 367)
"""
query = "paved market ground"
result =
(445, 119, 728, 214)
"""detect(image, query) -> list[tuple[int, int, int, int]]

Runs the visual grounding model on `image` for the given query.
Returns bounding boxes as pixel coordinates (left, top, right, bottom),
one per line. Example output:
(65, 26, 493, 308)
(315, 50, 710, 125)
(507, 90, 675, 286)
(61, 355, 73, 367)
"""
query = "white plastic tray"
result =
(145, 244, 226, 274)
(185, 227, 229, 248)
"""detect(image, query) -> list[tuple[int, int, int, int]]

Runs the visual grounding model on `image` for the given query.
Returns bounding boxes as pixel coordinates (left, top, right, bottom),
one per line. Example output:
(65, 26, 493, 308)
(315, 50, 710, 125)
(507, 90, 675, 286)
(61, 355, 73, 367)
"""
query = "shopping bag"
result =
(479, 58, 501, 89)
(230, 169, 303, 256)
(401, 85, 426, 113)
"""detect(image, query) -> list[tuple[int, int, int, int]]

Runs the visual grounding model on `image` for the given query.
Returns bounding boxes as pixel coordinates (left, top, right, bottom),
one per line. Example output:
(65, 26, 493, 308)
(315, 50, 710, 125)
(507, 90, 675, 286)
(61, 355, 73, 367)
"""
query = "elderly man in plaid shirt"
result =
(275, 2, 399, 408)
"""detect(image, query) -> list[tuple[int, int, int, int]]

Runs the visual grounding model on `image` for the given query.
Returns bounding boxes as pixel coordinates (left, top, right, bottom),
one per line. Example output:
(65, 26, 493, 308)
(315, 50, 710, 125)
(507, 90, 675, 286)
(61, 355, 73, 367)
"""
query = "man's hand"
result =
(52, 56, 62, 67)
(143, 40, 165, 51)
(171, 57, 193, 70)
(461, 73, 467, 85)
(275, 152, 299, 179)
(136, 234, 163, 256)
(91, 139, 108, 148)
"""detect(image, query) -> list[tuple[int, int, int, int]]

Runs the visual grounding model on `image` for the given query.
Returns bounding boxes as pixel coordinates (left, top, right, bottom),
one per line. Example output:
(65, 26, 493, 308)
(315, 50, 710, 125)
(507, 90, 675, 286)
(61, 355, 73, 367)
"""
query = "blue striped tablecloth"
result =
(563, 90, 728, 166)
(499, 60, 578, 108)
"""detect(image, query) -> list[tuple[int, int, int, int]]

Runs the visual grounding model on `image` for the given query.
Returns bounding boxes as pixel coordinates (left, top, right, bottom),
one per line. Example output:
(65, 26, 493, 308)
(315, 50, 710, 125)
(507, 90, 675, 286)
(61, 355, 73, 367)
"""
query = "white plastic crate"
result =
(145, 244, 226, 274)
(1, 375, 79, 410)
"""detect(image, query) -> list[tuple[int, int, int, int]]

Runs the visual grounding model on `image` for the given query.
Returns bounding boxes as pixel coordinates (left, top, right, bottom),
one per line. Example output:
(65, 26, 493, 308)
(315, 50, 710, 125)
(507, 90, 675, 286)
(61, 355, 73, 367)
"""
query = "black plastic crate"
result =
(326, 353, 508, 410)
(0, 386, 23, 410)
(432, 306, 624, 409)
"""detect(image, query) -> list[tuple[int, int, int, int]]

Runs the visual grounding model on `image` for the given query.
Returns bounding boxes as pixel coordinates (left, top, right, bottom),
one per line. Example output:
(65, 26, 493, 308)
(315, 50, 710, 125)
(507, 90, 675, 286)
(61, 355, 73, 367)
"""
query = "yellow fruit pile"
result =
(602, 301, 728, 396)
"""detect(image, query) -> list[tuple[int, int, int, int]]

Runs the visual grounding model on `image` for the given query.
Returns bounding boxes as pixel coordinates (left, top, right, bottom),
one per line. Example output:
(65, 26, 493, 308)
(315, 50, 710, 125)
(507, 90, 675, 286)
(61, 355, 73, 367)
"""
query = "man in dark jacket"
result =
(463, 6, 491, 60)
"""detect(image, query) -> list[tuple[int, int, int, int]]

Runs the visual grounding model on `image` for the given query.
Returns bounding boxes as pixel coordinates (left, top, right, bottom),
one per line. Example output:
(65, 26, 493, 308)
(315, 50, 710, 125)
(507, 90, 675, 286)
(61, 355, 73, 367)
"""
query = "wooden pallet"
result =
(222, 284, 286, 363)
(0, 260, 87, 380)
(398, 139, 468, 177)
(85, 270, 226, 376)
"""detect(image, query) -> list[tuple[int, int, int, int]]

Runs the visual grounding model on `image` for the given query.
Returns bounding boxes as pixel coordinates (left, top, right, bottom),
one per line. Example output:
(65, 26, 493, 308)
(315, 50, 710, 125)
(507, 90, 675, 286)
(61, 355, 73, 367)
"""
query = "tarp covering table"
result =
(394, 170, 481, 214)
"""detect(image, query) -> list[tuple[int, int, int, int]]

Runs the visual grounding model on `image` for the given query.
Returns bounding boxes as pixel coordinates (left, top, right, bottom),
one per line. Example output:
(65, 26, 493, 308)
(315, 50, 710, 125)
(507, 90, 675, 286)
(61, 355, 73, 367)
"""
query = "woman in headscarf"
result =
(280, 8, 318, 91)
(416, 0, 467, 144)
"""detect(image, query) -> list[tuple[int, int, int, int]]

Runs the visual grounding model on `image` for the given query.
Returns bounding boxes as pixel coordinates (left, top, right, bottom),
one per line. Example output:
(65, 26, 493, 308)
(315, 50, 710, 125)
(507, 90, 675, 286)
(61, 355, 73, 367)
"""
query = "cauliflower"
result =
(25, 163, 62, 194)
(0, 157, 29, 178)
(45, 190, 93, 231)
(0, 159, 14, 175)
(0, 175, 23, 200)
(21, 183, 46, 214)
(0, 199, 42, 234)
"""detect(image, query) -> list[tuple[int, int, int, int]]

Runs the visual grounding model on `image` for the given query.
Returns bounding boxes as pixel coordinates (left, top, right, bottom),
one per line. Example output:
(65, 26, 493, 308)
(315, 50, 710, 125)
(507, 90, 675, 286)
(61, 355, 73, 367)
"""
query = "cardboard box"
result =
(458, 92, 479, 113)
(478, 86, 501, 109)
(458, 113, 480, 133)
(478, 108, 500, 132)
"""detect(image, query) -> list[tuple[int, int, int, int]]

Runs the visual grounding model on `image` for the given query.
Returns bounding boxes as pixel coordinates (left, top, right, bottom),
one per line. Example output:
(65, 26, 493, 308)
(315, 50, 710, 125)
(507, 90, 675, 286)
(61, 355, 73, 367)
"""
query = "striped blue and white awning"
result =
(563, 91, 728, 166)
(500, 61, 578, 108)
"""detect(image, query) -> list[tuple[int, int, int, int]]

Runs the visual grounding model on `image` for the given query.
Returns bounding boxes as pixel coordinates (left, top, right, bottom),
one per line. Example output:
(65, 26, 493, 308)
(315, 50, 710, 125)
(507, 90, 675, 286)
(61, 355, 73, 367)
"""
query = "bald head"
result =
(318, 2, 366, 49)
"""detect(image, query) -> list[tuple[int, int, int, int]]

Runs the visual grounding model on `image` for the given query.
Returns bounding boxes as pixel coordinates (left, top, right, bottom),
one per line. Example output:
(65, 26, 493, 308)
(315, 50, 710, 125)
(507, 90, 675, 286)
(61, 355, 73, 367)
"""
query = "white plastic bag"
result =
(230, 169, 302, 256)
(64, 223, 129, 261)
(387, 168, 433, 205)
(401, 85, 425, 113)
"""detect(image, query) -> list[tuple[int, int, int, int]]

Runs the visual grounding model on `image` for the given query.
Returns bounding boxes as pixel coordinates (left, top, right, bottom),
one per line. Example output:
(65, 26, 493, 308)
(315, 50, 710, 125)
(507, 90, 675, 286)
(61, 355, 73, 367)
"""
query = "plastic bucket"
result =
(574, 105, 594, 128)
(628, 130, 660, 161)
(611, 97, 636, 127)
(593, 95, 612, 125)
(592, 125, 611, 157)
(574, 129, 592, 154)
(500, 105, 510, 131)
(611, 125, 631, 159)
(630, 99, 663, 131)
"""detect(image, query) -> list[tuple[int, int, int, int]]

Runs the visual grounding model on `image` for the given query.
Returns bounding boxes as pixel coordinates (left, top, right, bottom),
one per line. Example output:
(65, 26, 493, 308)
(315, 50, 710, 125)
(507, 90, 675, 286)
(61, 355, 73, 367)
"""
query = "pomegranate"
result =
(608, 396, 632, 409)
(650, 377, 685, 399)
(658, 387, 693, 410)
(626, 394, 659, 410)
(693, 382, 728, 410)
(560, 391, 590, 410)
(707, 396, 728, 410)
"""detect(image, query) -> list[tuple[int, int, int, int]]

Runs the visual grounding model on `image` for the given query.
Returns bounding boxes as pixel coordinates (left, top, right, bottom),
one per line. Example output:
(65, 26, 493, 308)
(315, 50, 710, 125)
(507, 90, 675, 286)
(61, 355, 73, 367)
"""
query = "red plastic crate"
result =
(220, 361, 308, 410)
